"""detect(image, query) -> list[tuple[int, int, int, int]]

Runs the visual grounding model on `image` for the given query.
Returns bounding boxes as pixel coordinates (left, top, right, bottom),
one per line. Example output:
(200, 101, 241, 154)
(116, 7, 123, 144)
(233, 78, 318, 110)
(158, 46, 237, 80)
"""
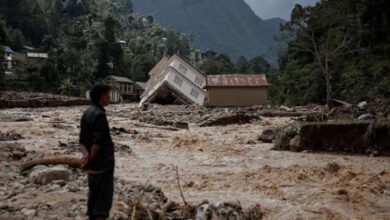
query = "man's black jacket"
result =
(79, 104, 114, 171)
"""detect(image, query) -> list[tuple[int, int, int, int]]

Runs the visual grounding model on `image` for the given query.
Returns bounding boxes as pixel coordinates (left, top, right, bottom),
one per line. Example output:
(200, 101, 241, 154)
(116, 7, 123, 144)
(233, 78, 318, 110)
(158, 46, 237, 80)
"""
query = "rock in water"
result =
(29, 165, 71, 185)
(258, 128, 276, 143)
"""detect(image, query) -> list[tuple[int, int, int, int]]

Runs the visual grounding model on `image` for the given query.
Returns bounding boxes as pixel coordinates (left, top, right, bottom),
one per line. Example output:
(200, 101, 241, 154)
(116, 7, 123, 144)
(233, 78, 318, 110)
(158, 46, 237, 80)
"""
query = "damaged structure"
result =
(139, 54, 207, 107)
(207, 74, 269, 107)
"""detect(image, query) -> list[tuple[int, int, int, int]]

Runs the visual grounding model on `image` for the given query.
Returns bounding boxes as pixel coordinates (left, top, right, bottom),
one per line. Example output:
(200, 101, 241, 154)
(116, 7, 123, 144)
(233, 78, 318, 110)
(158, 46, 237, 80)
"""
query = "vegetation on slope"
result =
(0, 0, 272, 95)
(272, 0, 390, 105)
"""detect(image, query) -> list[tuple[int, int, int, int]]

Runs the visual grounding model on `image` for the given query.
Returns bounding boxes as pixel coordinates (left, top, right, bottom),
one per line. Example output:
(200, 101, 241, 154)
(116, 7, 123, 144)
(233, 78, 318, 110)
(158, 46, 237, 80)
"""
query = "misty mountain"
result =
(132, 0, 285, 62)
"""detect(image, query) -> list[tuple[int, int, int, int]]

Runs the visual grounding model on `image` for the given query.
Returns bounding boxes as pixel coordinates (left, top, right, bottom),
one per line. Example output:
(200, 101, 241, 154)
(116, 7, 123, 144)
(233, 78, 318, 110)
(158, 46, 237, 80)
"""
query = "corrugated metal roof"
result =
(207, 74, 269, 87)
(107, 75, 133, 83)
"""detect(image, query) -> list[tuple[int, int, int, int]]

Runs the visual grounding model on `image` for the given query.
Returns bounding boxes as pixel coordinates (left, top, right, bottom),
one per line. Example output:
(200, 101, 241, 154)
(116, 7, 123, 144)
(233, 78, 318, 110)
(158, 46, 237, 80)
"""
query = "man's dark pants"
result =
(87, 168, 114, 219)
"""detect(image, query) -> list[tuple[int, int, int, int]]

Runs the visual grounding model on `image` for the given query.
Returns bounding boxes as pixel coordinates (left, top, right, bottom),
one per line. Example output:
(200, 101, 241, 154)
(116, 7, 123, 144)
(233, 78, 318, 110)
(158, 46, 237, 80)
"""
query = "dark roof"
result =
(106, 75, 133, 83)
(207, 74, 269, 87)
(3, 46, 13, 53)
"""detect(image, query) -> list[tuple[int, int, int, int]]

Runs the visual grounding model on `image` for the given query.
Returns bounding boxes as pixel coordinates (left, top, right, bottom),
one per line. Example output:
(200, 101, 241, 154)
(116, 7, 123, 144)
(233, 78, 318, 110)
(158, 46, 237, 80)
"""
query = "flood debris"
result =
(20, 156, 82, 172)
(0, 131, 23, 141)
(1, 102, 389, 219)
(29, 165, 71, 185)
(200, 114, 260, 127)
(196, 201, 263, 220)
(111, 127, 139, 135)
(0, 143, 27, 161)
(0, 91, 88, 109)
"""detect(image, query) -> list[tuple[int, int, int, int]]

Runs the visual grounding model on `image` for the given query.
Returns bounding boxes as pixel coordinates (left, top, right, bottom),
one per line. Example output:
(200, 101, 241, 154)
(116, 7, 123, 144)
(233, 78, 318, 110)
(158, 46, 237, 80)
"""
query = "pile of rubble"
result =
(0, 131, 23, 141)
(0, 91, 89, 109)
(130, 104, 326, 129)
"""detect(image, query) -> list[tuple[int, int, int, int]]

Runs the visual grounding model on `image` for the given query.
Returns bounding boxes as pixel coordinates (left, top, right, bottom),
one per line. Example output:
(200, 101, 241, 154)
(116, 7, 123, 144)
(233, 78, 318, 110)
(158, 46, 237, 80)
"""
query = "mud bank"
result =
(300, 121, 390, 155)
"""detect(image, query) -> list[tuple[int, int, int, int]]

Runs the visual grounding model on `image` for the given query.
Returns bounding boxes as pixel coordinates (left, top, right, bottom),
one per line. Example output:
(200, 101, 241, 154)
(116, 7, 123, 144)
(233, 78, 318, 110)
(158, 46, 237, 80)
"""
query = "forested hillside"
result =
(0, 0, 272, 95)
(272, 0, 390, 106)
(0, 0, 191, 94)
(132, 0, 285, 62)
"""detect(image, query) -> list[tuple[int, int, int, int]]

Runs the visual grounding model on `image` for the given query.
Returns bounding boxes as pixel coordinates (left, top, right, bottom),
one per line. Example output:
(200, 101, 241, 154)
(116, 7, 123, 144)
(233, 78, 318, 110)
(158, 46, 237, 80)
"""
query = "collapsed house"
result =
(139, 54, 207, 106)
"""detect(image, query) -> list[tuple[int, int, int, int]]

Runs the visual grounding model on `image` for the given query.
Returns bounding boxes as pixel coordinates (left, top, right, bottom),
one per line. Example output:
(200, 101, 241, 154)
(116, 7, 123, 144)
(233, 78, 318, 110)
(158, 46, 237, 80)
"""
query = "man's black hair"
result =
(90, 83, 111, 105)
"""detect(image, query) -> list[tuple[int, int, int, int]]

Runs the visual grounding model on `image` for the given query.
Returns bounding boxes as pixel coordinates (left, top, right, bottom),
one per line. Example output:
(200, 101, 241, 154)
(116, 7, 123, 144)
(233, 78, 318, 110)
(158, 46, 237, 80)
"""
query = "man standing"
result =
(79, 84, 115, 220)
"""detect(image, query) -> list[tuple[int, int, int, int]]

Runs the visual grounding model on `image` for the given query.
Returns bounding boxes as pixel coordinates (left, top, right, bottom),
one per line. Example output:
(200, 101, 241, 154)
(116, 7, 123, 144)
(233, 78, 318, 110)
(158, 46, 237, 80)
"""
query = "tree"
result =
(236, 56, 249, 73)
(201, 53, 235, 75)
(60, 78, 76, 96)
(0, 55, 4, 91)
(95, 40, 111, 79)
(104, 16, 118, 43)
(282, 3, 361, 107)
(249, 56, 270, 74)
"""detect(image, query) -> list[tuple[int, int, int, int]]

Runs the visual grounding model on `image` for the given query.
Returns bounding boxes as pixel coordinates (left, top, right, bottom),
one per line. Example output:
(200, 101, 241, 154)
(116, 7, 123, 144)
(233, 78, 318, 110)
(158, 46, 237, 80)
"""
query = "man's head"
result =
(90, 83, 111, 107)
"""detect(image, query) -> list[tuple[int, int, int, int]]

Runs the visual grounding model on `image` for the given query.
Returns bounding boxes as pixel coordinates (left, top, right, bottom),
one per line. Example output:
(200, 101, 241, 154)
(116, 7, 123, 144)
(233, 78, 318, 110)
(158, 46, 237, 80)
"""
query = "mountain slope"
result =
(132, 0, 285, 62)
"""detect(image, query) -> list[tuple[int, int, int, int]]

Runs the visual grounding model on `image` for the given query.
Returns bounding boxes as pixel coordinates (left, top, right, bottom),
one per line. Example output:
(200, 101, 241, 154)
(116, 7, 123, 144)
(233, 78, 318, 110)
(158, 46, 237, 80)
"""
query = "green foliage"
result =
(274, 0, 390, 105)
(0, 0, 272, 96)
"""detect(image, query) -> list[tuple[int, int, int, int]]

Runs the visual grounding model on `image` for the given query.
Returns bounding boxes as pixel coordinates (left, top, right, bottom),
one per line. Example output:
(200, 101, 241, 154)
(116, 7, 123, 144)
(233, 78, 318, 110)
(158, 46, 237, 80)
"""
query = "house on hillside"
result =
(26, 52, 49, 65)
(206, 74, 269, 107)
(139, 54, 207, 107)
(104, 75, 136, 102)
(3, 46, 14, 71)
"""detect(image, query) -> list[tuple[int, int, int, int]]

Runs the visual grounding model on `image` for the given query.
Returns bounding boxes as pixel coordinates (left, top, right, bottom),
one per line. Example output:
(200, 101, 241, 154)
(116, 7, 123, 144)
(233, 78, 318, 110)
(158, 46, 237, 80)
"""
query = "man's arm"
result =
(83, 114, 106, 169)
(88, 144, 101, 165)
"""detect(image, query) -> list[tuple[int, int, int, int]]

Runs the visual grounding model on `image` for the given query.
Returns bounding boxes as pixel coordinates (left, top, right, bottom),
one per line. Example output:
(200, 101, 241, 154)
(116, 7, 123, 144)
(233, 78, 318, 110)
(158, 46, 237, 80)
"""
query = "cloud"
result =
(244, 0, 317, 20)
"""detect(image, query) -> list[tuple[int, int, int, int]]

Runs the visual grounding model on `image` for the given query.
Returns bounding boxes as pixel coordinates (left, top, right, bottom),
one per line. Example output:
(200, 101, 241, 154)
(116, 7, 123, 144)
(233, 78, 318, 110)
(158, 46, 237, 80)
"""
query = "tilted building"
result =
(140, 54, 207, 106)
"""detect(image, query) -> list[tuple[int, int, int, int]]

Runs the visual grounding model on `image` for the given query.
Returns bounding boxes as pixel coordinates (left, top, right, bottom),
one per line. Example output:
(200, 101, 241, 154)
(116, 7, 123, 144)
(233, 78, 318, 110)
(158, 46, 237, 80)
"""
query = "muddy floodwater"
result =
(0, 104, 389, 219)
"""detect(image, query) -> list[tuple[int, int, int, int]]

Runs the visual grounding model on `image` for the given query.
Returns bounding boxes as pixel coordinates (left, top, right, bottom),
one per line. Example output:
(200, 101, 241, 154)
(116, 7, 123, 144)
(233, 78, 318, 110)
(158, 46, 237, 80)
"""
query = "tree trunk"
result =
(324, 57, 332, 108)
(20, 156, 82, 171)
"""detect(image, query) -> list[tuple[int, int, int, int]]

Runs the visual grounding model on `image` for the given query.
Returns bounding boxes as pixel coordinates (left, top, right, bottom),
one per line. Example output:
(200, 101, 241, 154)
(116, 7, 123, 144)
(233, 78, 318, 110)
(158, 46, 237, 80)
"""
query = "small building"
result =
(104, 75, 137, 102)
(117, 40, 128, 48)
(3, 46, 14, 70)
(206, 74, 269, 107)
(26, 52, 49, 65)
(140, 54, 207, 107)
(86, 90, 122, 104)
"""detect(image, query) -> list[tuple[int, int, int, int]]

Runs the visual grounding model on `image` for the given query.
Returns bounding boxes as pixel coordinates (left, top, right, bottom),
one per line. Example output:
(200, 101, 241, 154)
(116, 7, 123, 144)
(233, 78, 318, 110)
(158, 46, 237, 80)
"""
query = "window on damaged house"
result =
(178, 64, 187, 74)
(174, 75, 183, 86)
(195, 77, 204, 87)
(190, 88, 199, 99)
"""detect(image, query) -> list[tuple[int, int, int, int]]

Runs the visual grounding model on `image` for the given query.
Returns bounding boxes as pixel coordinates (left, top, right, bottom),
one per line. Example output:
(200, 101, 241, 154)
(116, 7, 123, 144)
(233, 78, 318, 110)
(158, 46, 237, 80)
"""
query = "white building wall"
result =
(169, 59, 206, 89)
(165, 70, 206, 106)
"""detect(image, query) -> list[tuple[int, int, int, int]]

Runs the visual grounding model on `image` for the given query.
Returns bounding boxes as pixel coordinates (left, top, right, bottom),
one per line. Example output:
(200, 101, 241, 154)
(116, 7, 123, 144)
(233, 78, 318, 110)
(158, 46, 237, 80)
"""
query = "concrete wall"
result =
(207, 87, 268, 107)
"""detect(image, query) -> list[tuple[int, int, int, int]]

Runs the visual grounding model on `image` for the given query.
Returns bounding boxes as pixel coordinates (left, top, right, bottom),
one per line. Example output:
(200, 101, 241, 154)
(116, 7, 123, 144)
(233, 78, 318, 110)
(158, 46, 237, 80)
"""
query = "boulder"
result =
(29, 165, 71, 185)
(258, 128, 276, 143)
(289, 135, 302, 152)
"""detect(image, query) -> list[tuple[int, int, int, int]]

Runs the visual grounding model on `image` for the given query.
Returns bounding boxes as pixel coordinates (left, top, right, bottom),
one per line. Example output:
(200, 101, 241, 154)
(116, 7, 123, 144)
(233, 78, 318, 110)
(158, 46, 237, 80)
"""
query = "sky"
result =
(244, 0, 317, 20)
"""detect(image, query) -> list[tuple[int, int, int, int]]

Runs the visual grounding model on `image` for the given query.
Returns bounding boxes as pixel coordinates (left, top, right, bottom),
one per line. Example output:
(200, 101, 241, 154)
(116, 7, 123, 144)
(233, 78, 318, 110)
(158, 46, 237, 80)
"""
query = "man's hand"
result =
(80, 144, 89, 169)
(81, 154, 89, 170)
